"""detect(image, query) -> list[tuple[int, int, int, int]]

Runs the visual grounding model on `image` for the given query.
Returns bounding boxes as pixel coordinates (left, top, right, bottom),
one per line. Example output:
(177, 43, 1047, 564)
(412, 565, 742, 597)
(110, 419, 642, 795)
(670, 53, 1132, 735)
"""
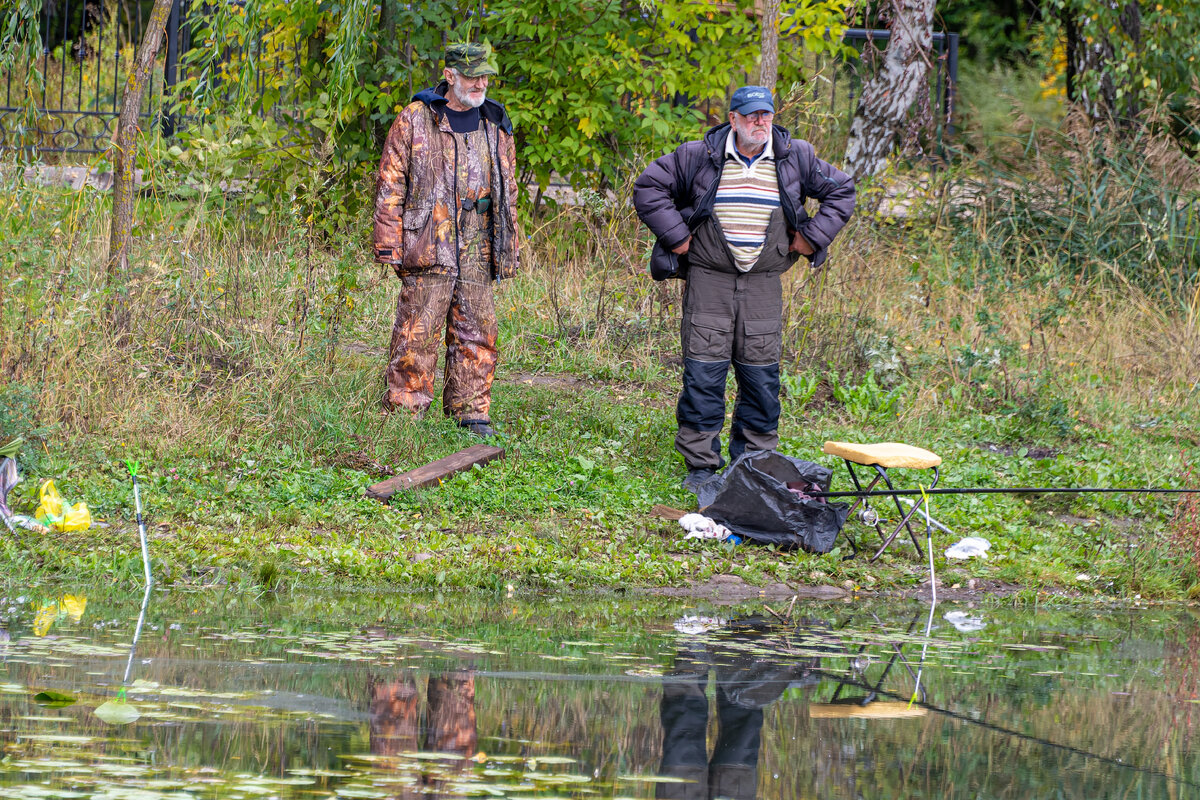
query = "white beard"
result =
(452, 83, 486, 109)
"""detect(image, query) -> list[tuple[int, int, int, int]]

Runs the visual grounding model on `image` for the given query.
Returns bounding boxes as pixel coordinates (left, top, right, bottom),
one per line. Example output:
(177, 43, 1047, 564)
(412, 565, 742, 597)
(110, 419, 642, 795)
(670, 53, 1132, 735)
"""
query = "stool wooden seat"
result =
(823, 440, 942, 562)
(822, 441, 942, 470)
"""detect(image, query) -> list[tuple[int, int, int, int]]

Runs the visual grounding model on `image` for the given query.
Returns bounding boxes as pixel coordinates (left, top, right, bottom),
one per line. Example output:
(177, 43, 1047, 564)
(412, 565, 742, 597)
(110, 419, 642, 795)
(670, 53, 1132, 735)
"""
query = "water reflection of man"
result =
(657, 617, 823, 800)
(369, 670, 477, 785)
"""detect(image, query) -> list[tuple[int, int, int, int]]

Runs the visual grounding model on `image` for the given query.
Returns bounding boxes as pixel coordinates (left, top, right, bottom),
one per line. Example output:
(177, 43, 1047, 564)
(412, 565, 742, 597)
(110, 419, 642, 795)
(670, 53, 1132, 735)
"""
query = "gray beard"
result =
(453, 86, 486, 109)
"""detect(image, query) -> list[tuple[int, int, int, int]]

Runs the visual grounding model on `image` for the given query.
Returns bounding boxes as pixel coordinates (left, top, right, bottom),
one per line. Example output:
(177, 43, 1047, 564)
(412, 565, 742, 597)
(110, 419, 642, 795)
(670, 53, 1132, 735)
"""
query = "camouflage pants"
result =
(383, 258, 498, 421)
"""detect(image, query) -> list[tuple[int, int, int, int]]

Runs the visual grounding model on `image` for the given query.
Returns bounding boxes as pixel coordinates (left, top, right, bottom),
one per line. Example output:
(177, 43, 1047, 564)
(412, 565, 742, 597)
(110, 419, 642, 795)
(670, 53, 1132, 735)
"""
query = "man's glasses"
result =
(737, 111, 774, 123)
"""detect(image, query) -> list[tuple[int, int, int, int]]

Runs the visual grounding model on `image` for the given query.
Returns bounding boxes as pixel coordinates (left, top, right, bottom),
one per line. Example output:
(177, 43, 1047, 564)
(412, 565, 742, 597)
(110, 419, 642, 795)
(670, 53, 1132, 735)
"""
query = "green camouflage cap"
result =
(445, 41, 498, 78)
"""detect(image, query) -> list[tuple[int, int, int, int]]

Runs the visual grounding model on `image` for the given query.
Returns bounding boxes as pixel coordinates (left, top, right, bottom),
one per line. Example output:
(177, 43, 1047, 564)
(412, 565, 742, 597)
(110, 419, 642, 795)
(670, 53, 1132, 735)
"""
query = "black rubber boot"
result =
(458, 419, 499, 439)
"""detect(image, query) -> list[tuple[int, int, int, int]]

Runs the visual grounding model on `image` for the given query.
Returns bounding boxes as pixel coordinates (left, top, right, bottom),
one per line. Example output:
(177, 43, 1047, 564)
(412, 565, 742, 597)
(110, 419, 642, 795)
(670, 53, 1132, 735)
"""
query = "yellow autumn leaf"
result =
(577, 116, 598, 138)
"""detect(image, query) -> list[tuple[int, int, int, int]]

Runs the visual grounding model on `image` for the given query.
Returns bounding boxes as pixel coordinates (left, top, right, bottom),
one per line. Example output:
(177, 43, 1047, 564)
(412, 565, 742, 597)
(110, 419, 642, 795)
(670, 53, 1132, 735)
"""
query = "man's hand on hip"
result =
(671, 237, 692, 255)
(789, 231, 815, 256)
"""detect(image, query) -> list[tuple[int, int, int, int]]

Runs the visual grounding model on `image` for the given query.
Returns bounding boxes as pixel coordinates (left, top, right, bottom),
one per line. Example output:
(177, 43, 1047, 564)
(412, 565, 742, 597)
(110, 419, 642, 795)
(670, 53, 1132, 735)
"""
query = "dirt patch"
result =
(650, 573, 1026, 604)
(977, 442, 1061, 459)
(652, 573, 849, 603)
(342, 341, 387, 358)
(506, 372, 588, 390)
(893, 578, 1024, 602)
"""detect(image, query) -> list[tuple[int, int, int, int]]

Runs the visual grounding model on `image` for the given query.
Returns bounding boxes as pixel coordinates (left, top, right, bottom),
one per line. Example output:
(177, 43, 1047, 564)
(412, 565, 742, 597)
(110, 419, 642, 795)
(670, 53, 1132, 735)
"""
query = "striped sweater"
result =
(712, 132, 780, 272)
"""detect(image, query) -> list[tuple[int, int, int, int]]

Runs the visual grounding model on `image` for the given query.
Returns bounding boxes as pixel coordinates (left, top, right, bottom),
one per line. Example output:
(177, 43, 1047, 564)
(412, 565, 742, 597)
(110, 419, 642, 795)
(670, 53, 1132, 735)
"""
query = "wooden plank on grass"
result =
(650, 504, 686, 521)
(366, 444, 504, 501)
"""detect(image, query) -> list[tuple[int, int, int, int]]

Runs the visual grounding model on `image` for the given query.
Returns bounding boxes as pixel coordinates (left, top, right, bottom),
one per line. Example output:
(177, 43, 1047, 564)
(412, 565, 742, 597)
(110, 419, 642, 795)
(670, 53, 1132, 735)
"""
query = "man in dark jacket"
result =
(373, 42, 522, 438)
(634, 86, 855, 493)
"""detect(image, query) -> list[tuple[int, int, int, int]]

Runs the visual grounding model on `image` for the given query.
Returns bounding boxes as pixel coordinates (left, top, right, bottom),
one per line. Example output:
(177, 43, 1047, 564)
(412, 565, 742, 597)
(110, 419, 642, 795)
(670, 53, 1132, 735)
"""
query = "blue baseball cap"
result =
(730, 85, 774, 115)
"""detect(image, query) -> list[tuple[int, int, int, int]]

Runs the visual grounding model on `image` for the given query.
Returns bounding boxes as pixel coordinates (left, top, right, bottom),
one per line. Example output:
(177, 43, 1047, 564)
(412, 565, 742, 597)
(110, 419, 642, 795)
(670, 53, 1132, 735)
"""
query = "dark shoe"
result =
(682, 468, 723, 507)
(681, 468, 716, 492)
(458, 419, 499, 439)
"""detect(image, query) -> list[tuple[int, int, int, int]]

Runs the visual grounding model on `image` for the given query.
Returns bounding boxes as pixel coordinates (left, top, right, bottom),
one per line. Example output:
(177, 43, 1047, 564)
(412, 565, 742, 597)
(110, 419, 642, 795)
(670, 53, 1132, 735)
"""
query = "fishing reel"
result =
(857, 506, 881, 526)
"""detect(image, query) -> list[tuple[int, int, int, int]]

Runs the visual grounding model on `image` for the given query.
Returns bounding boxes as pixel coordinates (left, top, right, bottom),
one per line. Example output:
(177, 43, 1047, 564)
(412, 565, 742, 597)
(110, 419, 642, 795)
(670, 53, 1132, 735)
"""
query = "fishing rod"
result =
(809, 486, 1200, 499)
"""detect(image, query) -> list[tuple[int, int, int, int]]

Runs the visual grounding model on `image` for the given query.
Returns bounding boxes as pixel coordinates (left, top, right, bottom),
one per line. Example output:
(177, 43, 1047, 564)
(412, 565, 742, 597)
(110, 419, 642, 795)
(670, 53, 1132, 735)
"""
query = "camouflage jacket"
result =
(373, 83, 521, 280)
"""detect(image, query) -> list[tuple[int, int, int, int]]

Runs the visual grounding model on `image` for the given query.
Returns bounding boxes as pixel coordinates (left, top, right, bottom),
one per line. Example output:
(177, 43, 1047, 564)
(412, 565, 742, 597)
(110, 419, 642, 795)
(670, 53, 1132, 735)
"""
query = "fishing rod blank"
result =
(810, 486, 1200, 499)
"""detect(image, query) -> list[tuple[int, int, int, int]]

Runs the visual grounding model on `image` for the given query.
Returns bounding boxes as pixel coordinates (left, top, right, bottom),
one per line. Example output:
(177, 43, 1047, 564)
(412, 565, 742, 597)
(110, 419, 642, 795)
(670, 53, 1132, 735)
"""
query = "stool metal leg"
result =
(868, 466, 941, 563)
(840, 459, 887, 558)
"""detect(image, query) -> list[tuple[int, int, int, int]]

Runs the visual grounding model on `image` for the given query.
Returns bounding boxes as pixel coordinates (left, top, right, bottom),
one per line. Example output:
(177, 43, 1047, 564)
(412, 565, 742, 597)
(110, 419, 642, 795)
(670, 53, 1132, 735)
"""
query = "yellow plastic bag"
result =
(36, 480, 92, 532)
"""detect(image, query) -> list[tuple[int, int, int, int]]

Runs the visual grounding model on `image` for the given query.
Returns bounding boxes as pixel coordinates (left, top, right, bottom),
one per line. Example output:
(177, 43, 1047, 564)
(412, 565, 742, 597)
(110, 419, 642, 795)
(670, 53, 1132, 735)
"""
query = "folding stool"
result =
(821, 441, 942, 562)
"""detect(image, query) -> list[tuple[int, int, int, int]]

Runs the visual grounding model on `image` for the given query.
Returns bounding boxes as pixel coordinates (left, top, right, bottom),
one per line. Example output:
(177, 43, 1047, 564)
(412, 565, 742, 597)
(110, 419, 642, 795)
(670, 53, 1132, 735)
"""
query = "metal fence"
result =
(0, 0, 189, 154)
(840, 28, 961, 148)
(0, 1, 958, 158)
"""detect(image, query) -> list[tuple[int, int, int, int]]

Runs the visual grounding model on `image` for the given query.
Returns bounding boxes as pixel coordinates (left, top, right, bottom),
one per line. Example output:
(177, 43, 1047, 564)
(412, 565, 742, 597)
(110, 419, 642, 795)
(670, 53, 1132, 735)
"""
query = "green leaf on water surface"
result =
(20, 735, 95, 743)
(34, 690, 77, 707)
(94, 700, 141, 724)
(618, 774, 696, 783)
(286, 769, 357, 777)
(399, 751, 466, 761)
(3, 787, 89, 798)
(335, 787, 390, 799)
(530, 773, 592, 784)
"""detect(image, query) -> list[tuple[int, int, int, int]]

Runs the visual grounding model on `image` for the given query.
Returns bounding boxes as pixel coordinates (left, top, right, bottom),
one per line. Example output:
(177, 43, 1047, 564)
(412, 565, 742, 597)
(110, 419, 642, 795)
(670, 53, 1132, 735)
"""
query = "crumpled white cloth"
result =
(945, 536, 991, 559)
(679, 513, 732, 541)
(944, 610, 987, 632)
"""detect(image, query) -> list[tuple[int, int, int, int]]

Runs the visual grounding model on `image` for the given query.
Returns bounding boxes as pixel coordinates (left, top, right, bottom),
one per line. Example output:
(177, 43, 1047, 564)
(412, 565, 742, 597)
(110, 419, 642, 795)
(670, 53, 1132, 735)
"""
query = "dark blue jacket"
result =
(634, 123, 856, 279)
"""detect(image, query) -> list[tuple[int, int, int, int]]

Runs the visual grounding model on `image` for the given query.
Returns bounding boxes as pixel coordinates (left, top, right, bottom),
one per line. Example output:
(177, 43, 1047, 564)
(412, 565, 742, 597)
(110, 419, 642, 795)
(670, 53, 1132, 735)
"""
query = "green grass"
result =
(1, 152, 1198, 601)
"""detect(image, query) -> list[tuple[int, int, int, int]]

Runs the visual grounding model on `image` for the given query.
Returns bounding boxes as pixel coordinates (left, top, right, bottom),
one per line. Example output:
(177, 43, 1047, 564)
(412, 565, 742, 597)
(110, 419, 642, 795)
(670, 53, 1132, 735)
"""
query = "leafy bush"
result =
(168, 0, 853, 233)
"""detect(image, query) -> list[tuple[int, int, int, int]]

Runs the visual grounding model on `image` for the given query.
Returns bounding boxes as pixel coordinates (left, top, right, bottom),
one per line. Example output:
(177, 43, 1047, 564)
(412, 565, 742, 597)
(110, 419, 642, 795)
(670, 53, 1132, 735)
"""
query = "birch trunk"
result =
(758, 0, 781, 93)
(106, 0, 173, 334)
(843, 0, 936, 181)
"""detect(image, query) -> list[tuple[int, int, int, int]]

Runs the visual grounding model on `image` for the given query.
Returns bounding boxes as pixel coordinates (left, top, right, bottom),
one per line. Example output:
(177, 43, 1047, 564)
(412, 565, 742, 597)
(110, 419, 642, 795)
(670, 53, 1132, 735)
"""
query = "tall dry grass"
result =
(4, 108, 1199, 461)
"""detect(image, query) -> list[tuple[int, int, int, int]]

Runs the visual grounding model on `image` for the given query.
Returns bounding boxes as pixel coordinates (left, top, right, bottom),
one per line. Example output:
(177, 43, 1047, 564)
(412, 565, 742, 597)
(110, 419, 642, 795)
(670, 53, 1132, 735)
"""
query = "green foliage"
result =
(780, 369, 820, 409)
(827, 369, 902, 421)
(937, 0, 1037, 64)
(0, 0, 40, 77)
(166, 0, 853, 231)
(1043, 0, 1200, 129)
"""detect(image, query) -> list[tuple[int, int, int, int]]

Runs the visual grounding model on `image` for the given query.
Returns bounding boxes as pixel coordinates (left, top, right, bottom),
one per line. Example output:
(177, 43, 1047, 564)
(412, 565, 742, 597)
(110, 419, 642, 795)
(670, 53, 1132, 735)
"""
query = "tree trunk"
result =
(106, 0, 174, 334)
(758, 0, 781, 94)
(843, 0, 936, 181)
(1064, 1, 1142, 124)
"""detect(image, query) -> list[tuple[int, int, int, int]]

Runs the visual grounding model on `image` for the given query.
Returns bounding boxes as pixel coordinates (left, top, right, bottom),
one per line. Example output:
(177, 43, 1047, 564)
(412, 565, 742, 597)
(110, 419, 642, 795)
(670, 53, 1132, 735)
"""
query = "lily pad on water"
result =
(335, 786, 390, 799)
(527, 756, 577, 765)
(618, 774, 695, 784)
(33, 690, 77, 707)
(399, 751, 466, 761)
(95, 700, 141, 724)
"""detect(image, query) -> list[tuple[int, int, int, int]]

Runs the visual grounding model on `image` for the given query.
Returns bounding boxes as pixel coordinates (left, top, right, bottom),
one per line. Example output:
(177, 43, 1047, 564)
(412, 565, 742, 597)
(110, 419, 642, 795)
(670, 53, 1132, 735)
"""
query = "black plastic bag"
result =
(704, 450, 849, 554)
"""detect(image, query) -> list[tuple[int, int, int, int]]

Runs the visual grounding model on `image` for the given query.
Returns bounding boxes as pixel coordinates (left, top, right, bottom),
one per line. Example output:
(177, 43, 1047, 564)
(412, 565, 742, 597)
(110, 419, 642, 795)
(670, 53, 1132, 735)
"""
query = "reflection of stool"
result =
(821, 441, 942, 562)
(810, 614, 929, 718)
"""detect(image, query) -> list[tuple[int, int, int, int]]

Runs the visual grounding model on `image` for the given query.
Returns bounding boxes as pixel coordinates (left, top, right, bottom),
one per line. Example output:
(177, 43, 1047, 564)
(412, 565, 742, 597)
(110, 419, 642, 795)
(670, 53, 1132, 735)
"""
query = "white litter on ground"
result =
(945, 536, 992, 559)
(679, 513, 732, 541)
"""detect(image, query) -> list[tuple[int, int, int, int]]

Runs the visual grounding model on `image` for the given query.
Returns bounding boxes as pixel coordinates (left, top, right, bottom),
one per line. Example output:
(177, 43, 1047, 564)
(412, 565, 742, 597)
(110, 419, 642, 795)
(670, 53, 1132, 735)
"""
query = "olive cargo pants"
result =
(676, 265, 783, 471)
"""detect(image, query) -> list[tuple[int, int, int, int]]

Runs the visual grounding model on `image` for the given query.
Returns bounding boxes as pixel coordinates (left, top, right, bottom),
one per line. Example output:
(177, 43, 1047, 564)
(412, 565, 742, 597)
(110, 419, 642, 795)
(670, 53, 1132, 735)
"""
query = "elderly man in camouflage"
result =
(373, 42, 521, 439)
(634, 86, 856, 495)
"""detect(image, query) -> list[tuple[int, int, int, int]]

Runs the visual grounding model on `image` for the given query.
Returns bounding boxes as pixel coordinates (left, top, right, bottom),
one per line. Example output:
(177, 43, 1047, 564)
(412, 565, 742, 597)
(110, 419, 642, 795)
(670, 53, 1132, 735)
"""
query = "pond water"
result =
(0, 588, 1196, 799)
